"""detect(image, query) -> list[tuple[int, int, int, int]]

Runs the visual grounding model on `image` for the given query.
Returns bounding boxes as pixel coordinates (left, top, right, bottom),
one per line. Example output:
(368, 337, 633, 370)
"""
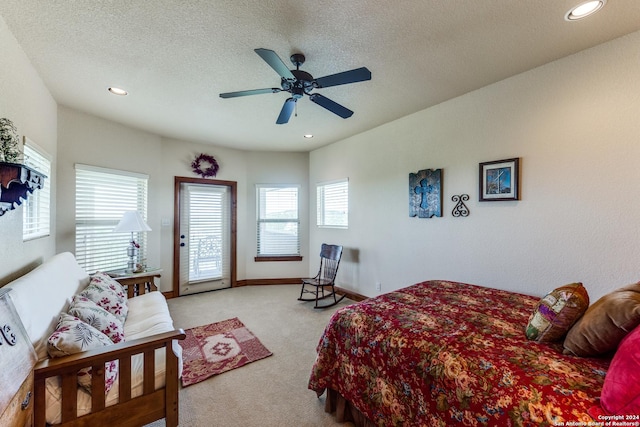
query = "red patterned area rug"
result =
(181, 317, 272, 387)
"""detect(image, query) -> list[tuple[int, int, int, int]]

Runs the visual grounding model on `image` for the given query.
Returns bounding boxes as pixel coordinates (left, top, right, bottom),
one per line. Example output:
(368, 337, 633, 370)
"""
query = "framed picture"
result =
(479, 158, 520, 201)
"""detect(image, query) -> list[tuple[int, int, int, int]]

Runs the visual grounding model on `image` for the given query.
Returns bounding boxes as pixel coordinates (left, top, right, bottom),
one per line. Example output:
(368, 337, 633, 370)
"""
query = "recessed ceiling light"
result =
(303, 134, 314, 139)
(108, 87, 128, 96)
(565, 0, 606, 21)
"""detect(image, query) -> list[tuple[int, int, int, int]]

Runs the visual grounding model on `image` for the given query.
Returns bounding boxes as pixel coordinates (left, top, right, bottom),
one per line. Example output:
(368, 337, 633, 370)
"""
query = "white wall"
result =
(57, 107, 309, 291)
(56, 107, 164, 277)
(0, 15, 57, 285)
(244, 151, 310, 279)
(310, 31, 640, 302)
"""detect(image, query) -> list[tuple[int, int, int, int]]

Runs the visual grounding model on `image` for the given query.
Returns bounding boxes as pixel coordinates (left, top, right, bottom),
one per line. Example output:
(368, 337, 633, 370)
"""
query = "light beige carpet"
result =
(146, 285, 356, 427)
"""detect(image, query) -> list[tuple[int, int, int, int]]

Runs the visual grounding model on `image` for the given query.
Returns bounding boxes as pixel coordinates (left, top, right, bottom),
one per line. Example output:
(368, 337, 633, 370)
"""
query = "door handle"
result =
(180, 243, 185, 247)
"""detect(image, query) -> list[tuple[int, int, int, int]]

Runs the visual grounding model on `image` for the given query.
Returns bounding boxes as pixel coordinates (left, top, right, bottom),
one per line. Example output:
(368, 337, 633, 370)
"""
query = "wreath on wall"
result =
(191, 153, 219, 178)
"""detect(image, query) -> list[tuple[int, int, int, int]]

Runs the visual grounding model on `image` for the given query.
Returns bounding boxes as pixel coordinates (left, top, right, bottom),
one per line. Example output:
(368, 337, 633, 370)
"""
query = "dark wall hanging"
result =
(0, 119, 46, 216)
(409, 168, 442, 218)
(451, 194, 470, 217)
(0, 162, 46, 216)
(191, 153, 219, 178)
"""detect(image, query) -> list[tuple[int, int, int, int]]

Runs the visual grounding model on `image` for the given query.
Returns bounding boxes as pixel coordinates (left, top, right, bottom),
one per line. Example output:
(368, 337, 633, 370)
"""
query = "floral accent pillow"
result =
(68, 295, 125, 343)
(525, 282, 589, 342)
(80, 275, 128, 323)
(91, 272, 127, 297)
(47, 313, 118, 393)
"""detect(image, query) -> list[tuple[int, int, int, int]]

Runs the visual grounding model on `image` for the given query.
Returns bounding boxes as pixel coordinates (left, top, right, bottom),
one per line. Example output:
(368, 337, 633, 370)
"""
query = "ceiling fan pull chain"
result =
(295, 101, 298, 117)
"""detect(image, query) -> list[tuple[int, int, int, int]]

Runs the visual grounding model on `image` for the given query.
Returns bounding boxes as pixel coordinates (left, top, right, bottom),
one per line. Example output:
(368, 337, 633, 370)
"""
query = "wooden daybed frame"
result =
(32, 280, 186, 427)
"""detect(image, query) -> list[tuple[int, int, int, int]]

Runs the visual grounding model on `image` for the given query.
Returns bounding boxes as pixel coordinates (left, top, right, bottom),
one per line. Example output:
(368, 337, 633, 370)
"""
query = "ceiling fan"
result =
(219, 48, 372, 124)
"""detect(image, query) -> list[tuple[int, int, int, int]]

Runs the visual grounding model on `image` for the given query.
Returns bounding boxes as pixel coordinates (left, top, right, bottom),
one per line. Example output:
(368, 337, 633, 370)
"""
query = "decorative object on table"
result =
(451, 194, 470, 217)
(479, 158, 520, 201)
(0, 118, 22, 163)
(180, 317, 272, 387)
(113, 211, 151, 273)
(409, 168, 442, 218)
(191, 153, 219, 178)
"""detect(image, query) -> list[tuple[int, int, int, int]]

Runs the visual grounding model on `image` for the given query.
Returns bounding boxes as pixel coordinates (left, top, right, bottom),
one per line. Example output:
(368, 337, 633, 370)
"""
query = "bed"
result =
(308, 280, 615, 427)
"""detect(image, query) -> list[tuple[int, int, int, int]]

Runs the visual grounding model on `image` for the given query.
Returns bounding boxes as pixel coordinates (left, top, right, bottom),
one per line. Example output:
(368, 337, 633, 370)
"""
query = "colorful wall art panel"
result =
(409, 168, 442, 218)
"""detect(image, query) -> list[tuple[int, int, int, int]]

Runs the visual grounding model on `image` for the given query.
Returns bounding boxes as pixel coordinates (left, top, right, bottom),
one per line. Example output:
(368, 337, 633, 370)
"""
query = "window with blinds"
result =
(183, 183, 229, 282)
(22, 139, 52, 240)
(317, 178, 348, 228)
(75, 164, 149, 273)
(256, 185, 300, 257)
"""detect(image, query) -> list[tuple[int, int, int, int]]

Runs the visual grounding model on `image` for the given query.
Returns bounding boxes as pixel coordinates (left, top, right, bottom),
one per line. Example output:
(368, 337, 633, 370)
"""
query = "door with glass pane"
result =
(174, 177, 236, 296)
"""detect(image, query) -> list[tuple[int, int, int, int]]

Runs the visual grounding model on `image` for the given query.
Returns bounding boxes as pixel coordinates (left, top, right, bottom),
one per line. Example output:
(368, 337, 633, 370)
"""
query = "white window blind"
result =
(22, 138, 51, 240)
(75, 164, 148, 273)
(317, 178, 348, 228)
(256, 185, 300, 257)
(183, 184, 229, 283)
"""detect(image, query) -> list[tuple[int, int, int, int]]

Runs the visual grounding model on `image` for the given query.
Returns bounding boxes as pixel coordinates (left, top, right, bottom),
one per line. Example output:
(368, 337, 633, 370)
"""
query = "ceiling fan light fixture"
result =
(108, 86, 129, 96)
(219, 48, 371, 125)
(565, 0, 606, 21)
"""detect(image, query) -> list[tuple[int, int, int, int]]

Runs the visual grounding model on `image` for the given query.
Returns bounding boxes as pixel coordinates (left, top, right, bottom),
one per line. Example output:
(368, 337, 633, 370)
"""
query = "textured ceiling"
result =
(1, 1, 640, 152)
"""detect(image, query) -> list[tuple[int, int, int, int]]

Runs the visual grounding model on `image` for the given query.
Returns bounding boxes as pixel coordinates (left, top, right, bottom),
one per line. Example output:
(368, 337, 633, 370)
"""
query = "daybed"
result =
(4, 252, 185, 427)
(309, 280, 640, 426)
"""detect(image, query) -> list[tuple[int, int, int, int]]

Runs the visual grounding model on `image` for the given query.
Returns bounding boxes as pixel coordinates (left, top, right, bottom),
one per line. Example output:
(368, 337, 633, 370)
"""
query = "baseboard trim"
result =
(334, 286, 368, 302)
(235, 278, 302, 287)
(167, 279, 369, 302)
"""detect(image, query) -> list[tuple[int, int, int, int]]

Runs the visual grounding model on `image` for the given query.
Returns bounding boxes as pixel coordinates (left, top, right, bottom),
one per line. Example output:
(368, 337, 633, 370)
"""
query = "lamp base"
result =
(126, 243, 139, 273)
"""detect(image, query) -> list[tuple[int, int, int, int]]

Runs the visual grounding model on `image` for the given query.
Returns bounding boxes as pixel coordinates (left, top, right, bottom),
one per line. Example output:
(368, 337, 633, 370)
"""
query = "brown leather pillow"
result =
(563, 282, 640, 357)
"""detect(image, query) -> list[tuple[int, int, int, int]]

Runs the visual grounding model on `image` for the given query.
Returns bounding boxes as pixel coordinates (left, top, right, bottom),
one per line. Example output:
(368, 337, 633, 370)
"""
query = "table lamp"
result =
(113, 211, 151, 272)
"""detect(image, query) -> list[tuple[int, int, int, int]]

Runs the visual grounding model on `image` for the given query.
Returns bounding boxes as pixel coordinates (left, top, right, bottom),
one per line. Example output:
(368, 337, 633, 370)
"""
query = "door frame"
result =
(173, 176, 237, 296)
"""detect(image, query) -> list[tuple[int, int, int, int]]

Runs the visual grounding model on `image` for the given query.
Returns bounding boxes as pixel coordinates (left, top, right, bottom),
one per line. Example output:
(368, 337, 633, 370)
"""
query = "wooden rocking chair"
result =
(298, 243, 345, 309)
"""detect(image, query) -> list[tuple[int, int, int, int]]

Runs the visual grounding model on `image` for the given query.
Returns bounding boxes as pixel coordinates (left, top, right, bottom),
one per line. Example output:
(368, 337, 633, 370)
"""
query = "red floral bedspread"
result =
(309, 280, 610, 427)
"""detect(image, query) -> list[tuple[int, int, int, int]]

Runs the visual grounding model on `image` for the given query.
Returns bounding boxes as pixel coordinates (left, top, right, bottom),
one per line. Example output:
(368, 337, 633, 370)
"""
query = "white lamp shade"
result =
(113, 211, 151, 233)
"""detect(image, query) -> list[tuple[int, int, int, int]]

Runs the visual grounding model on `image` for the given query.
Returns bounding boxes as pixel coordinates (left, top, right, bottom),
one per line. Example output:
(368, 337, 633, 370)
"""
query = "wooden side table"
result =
(106, 269, 162, 298)
(0, 289, 37, 427)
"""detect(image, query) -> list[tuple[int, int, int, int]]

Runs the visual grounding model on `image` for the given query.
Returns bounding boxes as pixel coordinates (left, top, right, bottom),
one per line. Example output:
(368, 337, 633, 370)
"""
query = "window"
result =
(23, 138, 51, 240)
(256, 185, 300, 259)
(182, 183, 230, 282)
(317, 178, 348, 228)
(75, 164, 148, 272)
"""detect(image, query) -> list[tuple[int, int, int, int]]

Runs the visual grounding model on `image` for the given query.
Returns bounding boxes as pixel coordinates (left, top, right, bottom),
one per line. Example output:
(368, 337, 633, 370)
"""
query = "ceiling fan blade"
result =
(276, 98, 297, 124)
(309, 94, 353, 119)
(219, 88, 281, 98)
(314, 67, 371, 88)
(254, 48, 295, 80)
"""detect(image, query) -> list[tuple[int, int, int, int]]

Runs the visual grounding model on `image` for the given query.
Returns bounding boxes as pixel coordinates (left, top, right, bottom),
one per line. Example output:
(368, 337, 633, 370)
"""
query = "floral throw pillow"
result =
(91, 272, 128, 298)
(80, 275, 128, 323)
(47, 313, 118, 393)
(68, 295, 125, 343)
